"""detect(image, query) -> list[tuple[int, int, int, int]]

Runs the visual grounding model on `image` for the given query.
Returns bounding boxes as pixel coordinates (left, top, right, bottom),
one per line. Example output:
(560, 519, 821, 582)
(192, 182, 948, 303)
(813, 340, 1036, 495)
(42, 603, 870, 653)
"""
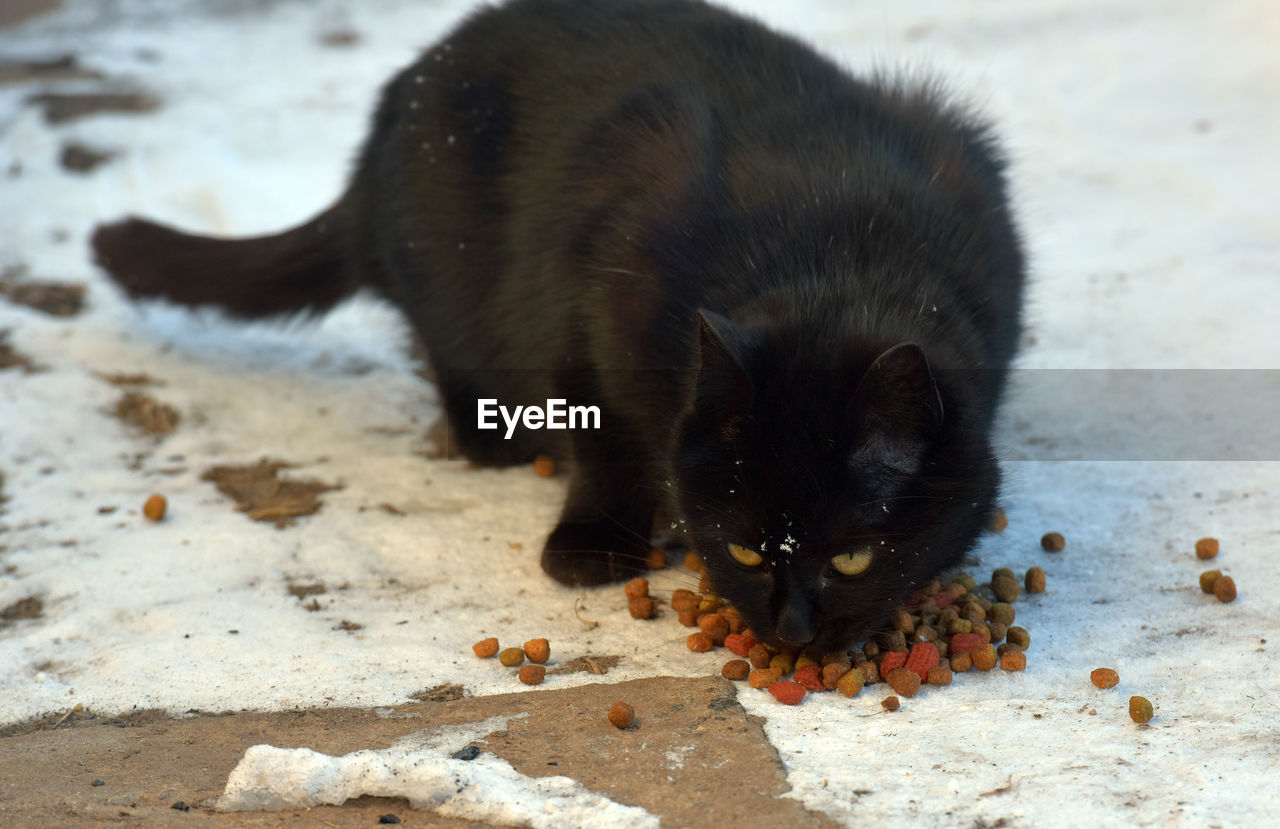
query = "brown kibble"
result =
(885, 667, 921, 698)
(698, 574, 712, 594)
(925, 665, 953, 686)
(986, 621, 1008, 643)
(645, 547, 666, 569)
(892, 609, 915, 635)
(1213, 575, 1237, 603)
(881, 696, 900, 712)
(1199, 569, 1222, 594)
(1000, 650, 1026, 671)
(988, 508, 1008, 532)
(670, 590, 700, 611)
(949, 652, 973, 673)
(683, 551, 705, 573)
(1129, 695, 1154, 724)
(472, 637, 499, 658)
(747, 643, 773, 669)
(623, 577, 649, 600)
(721, 659, 751, 680)
(1041, 531, 1066, 552)
(523, 638, 550, 664)
(143, 494, 167, 521)
(1024, 566, 1046, 593)
(971, 644, 998, 671)
(517, 664, 546, 685)
(992, 575, 1021, 603)
(1006, 626, 1030, 650)
(855, 661, 879, 684)
(608, 701, 635, 728)
(677, 608, 700, 627)
(686, 632, 714, 652)
(1195, 537, 1219, 559)
(498, 647, 525, 667)
(628, 596, 655, 619)
(988, 602, 1016, 626)
(821, 663, 846, 691)
(1090, 667, 1120, 689)
(748, 667, 783, 689)
(533, 455, 555, 478)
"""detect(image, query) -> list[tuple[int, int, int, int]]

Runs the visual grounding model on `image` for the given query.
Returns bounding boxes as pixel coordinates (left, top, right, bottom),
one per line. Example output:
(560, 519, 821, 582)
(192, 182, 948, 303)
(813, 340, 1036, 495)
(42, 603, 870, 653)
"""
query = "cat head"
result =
(673, 310, 998, 655)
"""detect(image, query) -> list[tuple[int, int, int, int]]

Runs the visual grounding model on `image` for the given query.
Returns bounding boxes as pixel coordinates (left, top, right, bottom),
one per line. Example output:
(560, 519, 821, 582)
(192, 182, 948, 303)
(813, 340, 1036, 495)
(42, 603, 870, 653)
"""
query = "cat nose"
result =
(774, 606, 816, 647)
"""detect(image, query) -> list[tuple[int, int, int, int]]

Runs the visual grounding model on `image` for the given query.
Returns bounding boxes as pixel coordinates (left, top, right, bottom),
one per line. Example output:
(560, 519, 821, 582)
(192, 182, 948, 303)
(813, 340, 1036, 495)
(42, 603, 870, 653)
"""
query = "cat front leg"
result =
(540, 430, 657, 586)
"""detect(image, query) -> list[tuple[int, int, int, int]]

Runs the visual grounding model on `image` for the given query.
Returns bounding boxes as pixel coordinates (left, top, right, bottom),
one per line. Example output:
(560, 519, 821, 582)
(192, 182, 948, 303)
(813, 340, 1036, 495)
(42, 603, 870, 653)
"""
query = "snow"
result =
(216, 714, 658, 828)
(2, 0, 1277, 826)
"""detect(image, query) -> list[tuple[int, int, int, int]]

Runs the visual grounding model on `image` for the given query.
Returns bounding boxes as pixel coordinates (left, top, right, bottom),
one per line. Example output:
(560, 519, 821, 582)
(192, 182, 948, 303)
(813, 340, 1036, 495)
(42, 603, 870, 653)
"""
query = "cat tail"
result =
(90, 198, 364, 319)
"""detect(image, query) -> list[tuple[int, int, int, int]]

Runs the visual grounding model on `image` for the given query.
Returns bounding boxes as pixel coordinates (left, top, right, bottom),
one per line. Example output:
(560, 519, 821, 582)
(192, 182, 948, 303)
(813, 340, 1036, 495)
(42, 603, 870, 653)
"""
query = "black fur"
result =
(92, 0, 1025, 653)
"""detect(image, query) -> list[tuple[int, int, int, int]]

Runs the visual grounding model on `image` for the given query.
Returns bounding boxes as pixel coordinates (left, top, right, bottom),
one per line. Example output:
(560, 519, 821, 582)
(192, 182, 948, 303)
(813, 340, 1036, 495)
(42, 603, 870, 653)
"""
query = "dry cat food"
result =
(498, 647, 525, 667)
(1128, 695, 1154, 724)
(1212, 575, 1237, 603)
(1040, 532, 1066, 552)
(143, 494, 167, 521)
(473, 637, 500, 658)
(608, 701, 635, 728)
(518, 664, 546, 685)
(523, 638, 550, 664)
(1199, 569, 1222, 593)
(881, 696, 900, 712)
(533, 455, 556, 478)
(1090, 668, 1119, 689)
(1194, 537, 1219, 559)
(629, 558, 1039, 709)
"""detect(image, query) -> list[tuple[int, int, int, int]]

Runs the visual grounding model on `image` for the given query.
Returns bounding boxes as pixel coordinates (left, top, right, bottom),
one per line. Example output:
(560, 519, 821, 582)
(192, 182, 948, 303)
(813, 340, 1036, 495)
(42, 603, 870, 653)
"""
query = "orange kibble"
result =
(608, 701, 635, 728)
(748, 667, 783, 689)
(988, 508, 1008, 532)
(698, 612, 729, 644)
(644, 547, 666, 569)
(683, 552, 705, 573)
(533, 455, 555, 477)
(670, 590, 700, 611)
(472, 637, 499, 658)
(1194, 537, 1219, 559)
(677, 608, 700, 627)
(623, 577, 649, 599)
(1090, 667, 1120, 689)
(143, 494, 167, 521)
(523, 638, 550, 664)
(1000, 650, 1026, 671)
(686, 632, 714, 652)
(971, 644, 998, 671)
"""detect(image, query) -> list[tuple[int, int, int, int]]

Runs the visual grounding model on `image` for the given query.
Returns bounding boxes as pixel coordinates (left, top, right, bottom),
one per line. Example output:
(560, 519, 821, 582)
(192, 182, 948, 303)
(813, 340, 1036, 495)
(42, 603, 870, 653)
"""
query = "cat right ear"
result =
(693, 309, 754, 423)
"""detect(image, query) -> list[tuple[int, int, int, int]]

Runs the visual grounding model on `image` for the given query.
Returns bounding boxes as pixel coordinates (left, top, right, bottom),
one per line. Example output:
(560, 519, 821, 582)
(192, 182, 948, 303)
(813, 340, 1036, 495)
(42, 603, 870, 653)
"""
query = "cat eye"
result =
(728, 543, 764, 567)
(830, 548, 873, 576)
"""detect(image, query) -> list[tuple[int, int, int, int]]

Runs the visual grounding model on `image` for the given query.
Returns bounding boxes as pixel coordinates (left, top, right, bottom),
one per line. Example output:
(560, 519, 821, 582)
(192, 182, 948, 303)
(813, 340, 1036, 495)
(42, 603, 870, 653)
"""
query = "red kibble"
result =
(903, 642, 940, 680)
(724, 632, 757, 657)
(949, 633, 986, 656)
(768, 680, 806, 705)
(879, 650, 907, 676)
(793, 664, 825, 692)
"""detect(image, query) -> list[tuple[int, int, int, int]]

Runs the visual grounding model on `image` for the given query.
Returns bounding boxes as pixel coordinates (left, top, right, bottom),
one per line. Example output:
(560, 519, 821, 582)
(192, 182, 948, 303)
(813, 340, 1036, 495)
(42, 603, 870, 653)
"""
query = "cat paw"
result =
(540, 520, 649, 586)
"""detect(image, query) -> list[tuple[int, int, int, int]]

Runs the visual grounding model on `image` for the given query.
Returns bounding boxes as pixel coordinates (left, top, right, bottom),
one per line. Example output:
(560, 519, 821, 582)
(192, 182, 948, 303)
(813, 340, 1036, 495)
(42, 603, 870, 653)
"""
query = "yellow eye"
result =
(831, 548, 873, 576)
(728, 543, 764, 567)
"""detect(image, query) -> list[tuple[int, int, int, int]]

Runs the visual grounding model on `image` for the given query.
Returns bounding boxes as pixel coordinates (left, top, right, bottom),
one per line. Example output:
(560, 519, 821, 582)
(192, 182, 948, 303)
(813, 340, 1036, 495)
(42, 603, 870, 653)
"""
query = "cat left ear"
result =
(693, 309, 754, 418)
(856, 342, 944, 430)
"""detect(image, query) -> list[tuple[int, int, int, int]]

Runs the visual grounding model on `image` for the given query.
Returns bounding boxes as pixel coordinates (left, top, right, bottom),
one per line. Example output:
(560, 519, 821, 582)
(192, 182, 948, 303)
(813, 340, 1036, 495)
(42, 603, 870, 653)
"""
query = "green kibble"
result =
(988, 602, 1016, 627)
(1129, 695, 1154, 724)
(992, 567, 1016, 582)
(955, 574, 978, 592)
(1007, 626, 1031, 649)
(992, 575, 1022, 603)
(1199, 569, 1222, 594)
(948, 618, 973, 635)
(498, 647, 525, 667)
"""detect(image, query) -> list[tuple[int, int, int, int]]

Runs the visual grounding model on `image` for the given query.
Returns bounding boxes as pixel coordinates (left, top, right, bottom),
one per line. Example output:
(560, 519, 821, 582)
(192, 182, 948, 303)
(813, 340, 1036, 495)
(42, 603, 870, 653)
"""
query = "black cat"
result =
(92, 0, 1025, 655)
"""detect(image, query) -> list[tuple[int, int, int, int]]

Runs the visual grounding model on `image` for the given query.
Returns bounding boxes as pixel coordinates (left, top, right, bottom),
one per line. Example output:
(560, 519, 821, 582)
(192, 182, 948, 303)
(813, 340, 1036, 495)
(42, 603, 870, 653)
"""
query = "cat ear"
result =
(693, 309, 754, 422)
(850, 342, 944, 480)
(856, 342, 944, 429)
